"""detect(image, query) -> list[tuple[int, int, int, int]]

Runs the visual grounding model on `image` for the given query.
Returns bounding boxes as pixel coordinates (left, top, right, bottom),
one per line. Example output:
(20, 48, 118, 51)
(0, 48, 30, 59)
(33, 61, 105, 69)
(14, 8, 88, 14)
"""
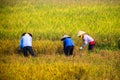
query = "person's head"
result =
(21, 32, 32, 37)
(77, 31, 86, 39)
(61, 35, 71, 41)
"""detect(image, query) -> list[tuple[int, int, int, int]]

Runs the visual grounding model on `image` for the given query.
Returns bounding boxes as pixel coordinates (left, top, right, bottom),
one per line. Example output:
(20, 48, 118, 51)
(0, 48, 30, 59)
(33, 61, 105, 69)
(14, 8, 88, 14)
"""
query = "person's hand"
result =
(79, 47, 83, 50)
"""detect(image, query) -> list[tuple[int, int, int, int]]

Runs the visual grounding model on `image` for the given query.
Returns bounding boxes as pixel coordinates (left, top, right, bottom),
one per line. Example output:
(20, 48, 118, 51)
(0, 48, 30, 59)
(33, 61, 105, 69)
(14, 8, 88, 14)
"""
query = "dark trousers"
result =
(23, 46, 35, 57)
(88, 44, 95, 51)
(64, 46, 74, 56)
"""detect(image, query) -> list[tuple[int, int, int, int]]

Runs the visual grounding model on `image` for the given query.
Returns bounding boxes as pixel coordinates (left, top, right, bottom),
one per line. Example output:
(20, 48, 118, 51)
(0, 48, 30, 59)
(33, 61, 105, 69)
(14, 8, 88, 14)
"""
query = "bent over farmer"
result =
(77, 31, 95, 51)
(20, 32, 35, 57)
(61, 35, 74, 56)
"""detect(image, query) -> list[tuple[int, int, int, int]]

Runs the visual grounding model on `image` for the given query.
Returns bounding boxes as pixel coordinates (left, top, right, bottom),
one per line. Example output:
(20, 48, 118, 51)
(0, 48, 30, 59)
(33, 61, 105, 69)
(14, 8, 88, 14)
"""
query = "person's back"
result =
(22, 34, 32, 47)
(63, 38, 74, 49)
(20, 33, 35, 57)
(83, 34, 94, 45)
(77, 31, 95, 51)
(61, 35, 74, 56)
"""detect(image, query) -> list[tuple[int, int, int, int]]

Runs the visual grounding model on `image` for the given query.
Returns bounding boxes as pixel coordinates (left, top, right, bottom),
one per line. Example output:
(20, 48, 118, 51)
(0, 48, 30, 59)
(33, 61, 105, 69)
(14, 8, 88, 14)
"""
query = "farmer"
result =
(61, 35, 74, 56)
(77, 31, 95, 51)
(20, 32, 35, 57)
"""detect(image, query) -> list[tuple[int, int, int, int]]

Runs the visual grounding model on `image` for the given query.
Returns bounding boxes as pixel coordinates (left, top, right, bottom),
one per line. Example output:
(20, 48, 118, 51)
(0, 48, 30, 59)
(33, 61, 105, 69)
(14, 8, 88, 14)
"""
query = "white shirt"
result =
(83, 34, 94, 45)
(20, 34, 32, 48)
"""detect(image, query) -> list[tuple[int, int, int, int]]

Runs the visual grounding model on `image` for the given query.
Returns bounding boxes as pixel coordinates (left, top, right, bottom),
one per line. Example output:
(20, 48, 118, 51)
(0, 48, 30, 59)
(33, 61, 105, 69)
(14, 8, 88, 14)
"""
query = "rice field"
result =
(0, 0, 120, 80)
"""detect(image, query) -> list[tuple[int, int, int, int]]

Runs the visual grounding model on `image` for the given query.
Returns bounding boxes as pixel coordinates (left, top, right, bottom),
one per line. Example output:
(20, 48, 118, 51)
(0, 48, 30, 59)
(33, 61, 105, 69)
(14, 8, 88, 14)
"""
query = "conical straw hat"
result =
(61, 35, 70, 40)
(77, 31, 86, 37)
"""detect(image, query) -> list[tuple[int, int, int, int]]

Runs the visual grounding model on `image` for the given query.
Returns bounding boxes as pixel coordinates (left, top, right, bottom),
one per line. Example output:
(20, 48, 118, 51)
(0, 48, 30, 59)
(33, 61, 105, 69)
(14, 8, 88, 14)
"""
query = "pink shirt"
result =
(83, 34, 94, 45)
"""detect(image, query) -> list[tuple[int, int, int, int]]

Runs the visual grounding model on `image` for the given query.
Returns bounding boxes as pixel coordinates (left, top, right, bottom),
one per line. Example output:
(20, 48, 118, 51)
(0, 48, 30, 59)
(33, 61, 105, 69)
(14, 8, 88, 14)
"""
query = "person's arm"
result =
(82, 40, 88, 48)
(20, 38, 23, 49)
(80, 38, 88, 50)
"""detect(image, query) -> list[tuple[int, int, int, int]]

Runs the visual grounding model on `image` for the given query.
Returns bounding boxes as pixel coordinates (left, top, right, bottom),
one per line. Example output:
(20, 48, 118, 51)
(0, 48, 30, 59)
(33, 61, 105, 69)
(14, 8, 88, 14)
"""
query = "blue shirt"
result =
(20, 35, 32, 49)
(63, 38, 74, 49)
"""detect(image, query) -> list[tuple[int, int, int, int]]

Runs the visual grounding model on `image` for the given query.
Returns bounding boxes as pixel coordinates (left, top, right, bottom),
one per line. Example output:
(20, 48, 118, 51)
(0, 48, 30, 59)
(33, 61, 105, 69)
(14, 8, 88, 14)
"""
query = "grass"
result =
(0, 0, 120, 80)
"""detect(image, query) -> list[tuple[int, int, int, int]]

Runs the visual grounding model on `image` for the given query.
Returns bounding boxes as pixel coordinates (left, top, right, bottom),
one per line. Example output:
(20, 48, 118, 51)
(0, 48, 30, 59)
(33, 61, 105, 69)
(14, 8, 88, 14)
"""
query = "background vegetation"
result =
(0, 0, 120, 80)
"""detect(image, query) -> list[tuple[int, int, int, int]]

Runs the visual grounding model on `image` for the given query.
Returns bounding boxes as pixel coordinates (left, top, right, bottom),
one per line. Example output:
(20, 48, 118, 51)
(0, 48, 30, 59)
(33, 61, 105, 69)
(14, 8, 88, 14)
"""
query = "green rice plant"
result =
(0, 4, 120, 42)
